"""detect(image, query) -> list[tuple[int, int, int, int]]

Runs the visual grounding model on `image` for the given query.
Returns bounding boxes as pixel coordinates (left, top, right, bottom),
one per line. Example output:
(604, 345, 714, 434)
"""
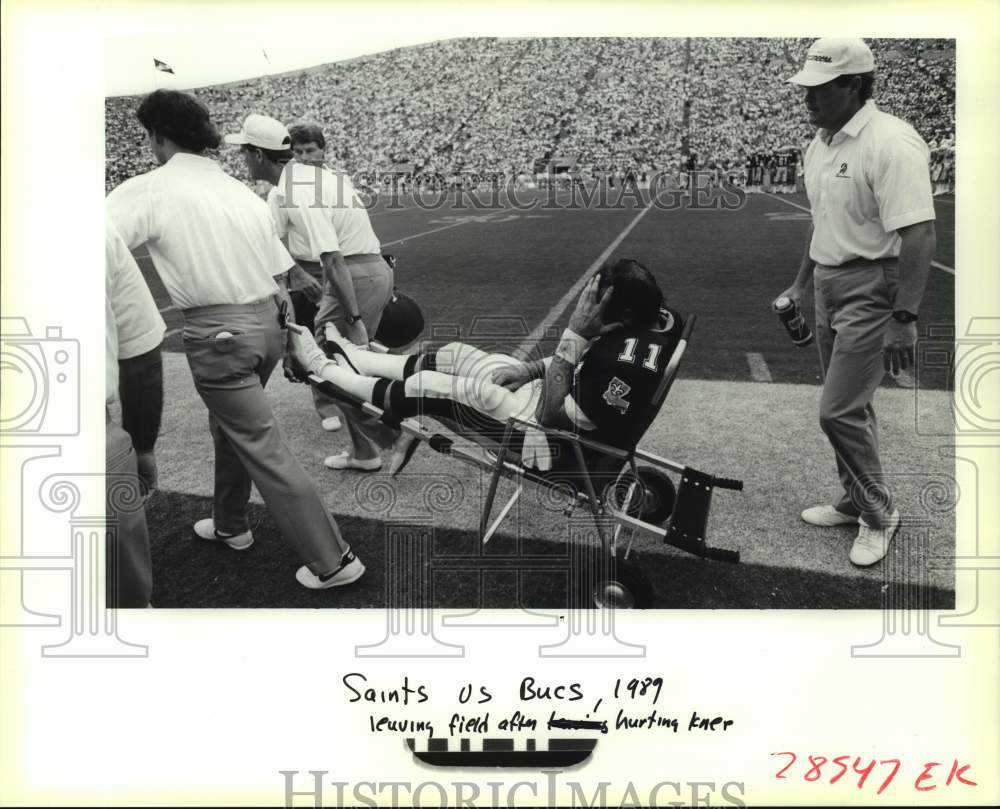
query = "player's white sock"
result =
(319, 363, 378, 403)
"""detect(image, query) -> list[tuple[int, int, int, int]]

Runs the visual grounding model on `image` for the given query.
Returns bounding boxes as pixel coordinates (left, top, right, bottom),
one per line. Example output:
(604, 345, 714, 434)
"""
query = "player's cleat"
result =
(193, 518, 254, 550)
(319, 323, 362, 373)
(849, 510, 901, 566)
(286, 323, 333, 376)
(323, 451, 382, 471)
(321, 339, 361, 374)
(323, 322, 361, 355)
(296, 550, 365, 589)
(321, 416, 343, 432)
(389, 431, 421, 476)
(800, 505, 857, 527)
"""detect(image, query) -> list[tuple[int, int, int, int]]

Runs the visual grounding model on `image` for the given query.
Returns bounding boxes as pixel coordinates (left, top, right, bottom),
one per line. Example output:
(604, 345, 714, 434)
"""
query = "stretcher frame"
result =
(302, 313, 742, 606)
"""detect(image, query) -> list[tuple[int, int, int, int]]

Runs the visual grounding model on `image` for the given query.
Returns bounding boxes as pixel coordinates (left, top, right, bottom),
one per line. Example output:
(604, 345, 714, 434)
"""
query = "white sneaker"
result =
(193, 518, 254, 550)
(323, 452, 382, 471)
(801, 505, 858, 527)
(296, 550, 366, 589)
(321, 416, 342, 431)
(849, 510, 901, 566)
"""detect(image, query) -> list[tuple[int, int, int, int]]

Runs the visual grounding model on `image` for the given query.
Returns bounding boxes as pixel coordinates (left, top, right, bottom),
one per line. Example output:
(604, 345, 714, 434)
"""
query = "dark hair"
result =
(136, 89, 221, 152)
(289, 123, 326, 149)
(833, 71, 875, 102)
(241, 144, 293, 164)
(596, 258, 664, 328)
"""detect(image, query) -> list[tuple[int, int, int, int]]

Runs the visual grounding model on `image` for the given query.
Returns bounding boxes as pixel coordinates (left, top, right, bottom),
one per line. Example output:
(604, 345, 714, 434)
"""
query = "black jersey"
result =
(571, 307, 684, 450)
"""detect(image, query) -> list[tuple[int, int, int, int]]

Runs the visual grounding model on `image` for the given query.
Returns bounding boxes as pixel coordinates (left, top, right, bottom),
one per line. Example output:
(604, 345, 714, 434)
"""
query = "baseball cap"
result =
(224, 114, 292, 150)
(787, 38, 875, 87)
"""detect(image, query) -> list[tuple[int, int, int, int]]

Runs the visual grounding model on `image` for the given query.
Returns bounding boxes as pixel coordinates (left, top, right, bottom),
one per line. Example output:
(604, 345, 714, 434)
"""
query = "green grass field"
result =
(137, 189, 957, 608)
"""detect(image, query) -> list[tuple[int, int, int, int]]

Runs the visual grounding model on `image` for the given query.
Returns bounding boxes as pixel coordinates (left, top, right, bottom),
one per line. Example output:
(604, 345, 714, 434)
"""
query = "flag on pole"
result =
(153, 59, 175, 74)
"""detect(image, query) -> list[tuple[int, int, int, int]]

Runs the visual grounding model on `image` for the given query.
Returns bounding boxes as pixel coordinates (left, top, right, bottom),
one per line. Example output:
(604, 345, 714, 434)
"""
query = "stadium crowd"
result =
(106, 37, 955, 195)
(558, 38, 688, 180)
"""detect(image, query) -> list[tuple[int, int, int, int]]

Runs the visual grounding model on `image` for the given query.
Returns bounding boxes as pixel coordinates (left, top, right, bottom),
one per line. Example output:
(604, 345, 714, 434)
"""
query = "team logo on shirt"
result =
(603, 377, 632, 414)
(835, 162, 850, 178)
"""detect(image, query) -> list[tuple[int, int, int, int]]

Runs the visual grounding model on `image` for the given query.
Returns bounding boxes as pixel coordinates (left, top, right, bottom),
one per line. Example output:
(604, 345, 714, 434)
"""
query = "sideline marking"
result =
(369, 206, 415, 218)
(746, 352, 773, 383)
(763, 192, 954, 275)
(515, 203, 654, 357)
(381, 219, 480, 247)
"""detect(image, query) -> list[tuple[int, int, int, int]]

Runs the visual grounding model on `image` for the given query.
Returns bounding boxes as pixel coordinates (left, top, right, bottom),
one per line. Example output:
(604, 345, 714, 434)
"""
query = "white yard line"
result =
(380, 220, 476, 247)
(746, 352, 773, 383)
(515, 203, 654, 357)
(762, 192, 810, 214)
(369, 206, 416, 218)
(763, 192, 955, 275)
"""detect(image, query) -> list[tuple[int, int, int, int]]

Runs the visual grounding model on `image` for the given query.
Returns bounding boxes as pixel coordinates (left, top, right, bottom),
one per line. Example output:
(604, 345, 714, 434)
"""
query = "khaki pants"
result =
(106, 413, 153, 608)
(309, 254, 397, 453)
(814, 258, 898, 527)
(182, 296, 347, 575)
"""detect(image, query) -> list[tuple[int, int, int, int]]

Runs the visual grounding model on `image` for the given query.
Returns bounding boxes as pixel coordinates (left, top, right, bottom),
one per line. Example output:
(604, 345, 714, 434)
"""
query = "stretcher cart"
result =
(303, 314, 742, 608)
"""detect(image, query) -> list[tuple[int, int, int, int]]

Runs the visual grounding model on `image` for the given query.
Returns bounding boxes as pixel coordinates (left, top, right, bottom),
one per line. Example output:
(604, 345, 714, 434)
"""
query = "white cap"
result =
(224, 114, 291, 150)
(787, 38, 875, 87)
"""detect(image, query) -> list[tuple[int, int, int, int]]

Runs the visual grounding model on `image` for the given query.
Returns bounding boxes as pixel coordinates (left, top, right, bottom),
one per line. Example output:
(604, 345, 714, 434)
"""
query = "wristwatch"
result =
(892, 310, 918, 323)
(346, 313, 363, 326)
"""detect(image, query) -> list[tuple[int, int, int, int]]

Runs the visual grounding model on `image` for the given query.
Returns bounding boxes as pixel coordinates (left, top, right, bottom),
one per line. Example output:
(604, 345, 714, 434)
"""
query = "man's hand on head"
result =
(569, 273, 623, 339)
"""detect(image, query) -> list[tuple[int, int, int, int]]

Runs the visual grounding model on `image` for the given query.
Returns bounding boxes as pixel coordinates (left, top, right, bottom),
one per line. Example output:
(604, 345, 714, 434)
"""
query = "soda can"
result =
(774, 296, 814, 347)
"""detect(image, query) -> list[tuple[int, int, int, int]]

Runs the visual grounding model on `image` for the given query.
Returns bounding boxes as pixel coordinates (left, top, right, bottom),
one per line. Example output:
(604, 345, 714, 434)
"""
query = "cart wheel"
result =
(635, 467, 676, 524)
(575, 548, 655, 609)
(608, 466, 676, 525)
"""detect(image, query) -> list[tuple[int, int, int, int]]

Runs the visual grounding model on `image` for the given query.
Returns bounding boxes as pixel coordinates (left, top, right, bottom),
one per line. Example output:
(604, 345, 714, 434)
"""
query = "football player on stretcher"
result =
(286, 258, 683, 475)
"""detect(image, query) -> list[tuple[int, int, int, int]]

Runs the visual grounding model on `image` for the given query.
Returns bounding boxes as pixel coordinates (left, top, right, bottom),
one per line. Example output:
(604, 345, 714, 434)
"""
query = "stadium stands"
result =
(105, 37, 955, 194)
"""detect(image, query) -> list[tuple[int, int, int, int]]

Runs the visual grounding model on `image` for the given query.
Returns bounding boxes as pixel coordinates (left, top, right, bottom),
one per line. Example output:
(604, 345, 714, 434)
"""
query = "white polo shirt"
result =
(804, 101, 935, 267)
(106, 221, 166, 404)
(107, 153, 293, 309)
(267, 162, 381, 261)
